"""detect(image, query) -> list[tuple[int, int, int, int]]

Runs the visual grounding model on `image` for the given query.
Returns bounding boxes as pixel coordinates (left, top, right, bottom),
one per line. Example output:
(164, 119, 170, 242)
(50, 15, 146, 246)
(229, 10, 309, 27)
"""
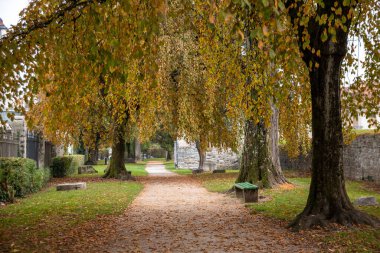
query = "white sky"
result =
(0, 0, 30, 27)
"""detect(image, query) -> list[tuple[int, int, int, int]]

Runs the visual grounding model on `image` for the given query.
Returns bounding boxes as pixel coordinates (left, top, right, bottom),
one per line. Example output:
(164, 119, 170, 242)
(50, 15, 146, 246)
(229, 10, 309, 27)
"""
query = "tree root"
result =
(102, 169, 135, 181)
(288, 208, 380, 231)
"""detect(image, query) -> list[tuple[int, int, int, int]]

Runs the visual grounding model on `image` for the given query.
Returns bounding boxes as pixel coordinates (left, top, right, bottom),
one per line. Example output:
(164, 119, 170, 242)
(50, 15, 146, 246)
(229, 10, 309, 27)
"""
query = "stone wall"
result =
(174, 139, 239, 170)
(343, 134, 380, 182)
(280, 134, 380, 182)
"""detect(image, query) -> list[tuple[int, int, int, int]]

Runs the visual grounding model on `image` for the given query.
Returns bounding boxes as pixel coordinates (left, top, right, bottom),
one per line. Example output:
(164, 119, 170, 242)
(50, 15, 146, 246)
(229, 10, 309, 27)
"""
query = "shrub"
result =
(64, 155, 85, 174)
(50, 156, 74, 177)
(0, 158, 50, 202)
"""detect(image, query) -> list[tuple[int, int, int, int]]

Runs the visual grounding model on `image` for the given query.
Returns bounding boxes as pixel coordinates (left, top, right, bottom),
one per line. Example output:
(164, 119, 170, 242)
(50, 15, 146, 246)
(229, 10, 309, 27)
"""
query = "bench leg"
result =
(235, 187, 244, 199)
(244, 189, 258, 203)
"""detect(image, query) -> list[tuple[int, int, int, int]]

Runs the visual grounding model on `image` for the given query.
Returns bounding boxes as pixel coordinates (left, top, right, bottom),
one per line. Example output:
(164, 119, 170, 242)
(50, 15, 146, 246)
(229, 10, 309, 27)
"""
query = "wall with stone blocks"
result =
(280, 134, 380, 182)
(174, 139, 239, 170)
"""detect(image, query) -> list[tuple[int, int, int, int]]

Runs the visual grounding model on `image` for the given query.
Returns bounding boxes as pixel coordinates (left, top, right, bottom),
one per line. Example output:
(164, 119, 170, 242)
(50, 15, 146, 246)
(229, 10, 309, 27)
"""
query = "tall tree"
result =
(1, 0, 165, 179)
(284, 0, 379, 229)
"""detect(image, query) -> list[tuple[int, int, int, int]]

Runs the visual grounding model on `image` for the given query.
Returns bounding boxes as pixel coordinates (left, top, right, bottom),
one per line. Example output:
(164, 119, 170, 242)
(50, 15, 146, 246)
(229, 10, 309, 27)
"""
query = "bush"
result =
(64, 155, 85, 174)
(51, 156, 74, 177)
(0, 158, 50, 202)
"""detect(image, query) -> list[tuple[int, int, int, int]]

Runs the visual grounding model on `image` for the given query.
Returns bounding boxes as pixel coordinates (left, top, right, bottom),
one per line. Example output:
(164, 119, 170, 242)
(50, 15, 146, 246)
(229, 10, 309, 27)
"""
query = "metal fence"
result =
(26, 132, 39, 166)
(0, 130, 55, 168)
(0, 131, 19, 157)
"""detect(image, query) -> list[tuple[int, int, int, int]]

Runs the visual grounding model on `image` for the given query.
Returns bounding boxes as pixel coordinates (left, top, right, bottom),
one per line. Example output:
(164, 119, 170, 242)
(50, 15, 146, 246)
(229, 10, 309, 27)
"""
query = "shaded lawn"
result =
(165, 162, 193, 175)
(196, 172, 380, 253)
(0, 181, 143, 250)
(165, 161, 240, 177)
(71, 162, 148, 178)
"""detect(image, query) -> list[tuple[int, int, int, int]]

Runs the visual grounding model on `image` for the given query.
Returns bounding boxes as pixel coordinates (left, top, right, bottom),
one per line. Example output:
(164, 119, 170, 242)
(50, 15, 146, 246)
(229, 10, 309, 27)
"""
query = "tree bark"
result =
(195, 140, 206, 171)
(103, 125, 131, 179)
(285, 0, 379, 228)
(166, 151, 172, 161)
(85, 133, 100, 165)
(237, 105, 287, 188)
(135, 138, 141, 161)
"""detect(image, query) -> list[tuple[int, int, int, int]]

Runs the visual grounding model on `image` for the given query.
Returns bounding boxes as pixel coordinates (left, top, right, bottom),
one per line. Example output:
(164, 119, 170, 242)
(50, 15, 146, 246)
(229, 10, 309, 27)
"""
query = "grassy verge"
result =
(70, 162, 148, 178)
(196, 172, 380, 252)
(0, 181, 143, 250)
(195, 172, 239, 192)
(353, 129, 378, 135)
(164, 161, 193, 175)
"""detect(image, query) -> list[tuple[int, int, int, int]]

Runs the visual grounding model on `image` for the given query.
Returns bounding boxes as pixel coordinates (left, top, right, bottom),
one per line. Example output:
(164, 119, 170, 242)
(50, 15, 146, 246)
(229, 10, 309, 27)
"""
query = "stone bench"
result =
(78, 165, 97, 174)
(234, 182, 259, 203)
(56, 182, 87, 191)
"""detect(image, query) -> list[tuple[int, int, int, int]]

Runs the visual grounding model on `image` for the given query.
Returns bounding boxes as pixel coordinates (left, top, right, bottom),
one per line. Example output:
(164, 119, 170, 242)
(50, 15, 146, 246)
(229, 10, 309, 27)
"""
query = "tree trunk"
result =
(86, 134, 100, 165)
(195, 140, 206, 171)
(103, 126, 131, 179)
(135, 138, 141, 161)
(166, 151, 172, 161)
(237, 105, 287, 188)
(289, 38, 379, 229)
(86, 148, 97, 165)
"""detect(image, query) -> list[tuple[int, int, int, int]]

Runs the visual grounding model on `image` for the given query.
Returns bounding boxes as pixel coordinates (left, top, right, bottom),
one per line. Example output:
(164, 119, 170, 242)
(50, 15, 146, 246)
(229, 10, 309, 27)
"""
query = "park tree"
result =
(192, 2, 311, 187)
(157, 0, 240, 170)
(0, 0, 165, 179)
(193, 0, 379, 229)
(283, 0, 379, 229)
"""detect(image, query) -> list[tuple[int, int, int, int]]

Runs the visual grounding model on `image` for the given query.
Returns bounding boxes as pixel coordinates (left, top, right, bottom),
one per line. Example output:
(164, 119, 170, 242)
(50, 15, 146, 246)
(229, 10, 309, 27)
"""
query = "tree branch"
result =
(0, 0, 107, 45)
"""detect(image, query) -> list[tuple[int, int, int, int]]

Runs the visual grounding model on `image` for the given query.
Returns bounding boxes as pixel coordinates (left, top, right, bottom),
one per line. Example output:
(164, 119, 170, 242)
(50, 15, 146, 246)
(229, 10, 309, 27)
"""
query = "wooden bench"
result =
(234, 182, 259, 203)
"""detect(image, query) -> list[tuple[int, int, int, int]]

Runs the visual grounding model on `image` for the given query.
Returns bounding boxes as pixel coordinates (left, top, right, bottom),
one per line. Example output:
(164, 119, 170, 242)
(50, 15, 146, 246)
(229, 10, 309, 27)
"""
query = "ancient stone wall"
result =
(174, 139, 239, 170)
(343, 134, 380, 182)
(280, 134, 380, 182)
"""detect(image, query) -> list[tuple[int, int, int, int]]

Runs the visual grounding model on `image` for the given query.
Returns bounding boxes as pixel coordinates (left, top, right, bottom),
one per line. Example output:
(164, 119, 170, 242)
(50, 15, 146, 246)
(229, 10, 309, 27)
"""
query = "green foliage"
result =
(50, 156, 74, 178)
(0, 158, 50, 202)
(64, 154, 85, 174)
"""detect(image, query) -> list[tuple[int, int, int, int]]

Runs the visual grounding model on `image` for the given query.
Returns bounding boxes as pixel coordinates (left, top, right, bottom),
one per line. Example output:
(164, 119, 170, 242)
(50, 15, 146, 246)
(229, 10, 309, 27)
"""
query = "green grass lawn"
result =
(164, 161, 193, 175)
(195, 172, 380, 252)
(353, 129, 378, 135)
(71, 162, 148, 178)
(0, 181, 143, 250)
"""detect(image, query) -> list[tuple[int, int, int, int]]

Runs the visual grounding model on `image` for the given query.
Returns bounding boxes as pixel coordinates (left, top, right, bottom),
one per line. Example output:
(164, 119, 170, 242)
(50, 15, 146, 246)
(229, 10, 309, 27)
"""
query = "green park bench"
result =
(234, 182, 259, 203)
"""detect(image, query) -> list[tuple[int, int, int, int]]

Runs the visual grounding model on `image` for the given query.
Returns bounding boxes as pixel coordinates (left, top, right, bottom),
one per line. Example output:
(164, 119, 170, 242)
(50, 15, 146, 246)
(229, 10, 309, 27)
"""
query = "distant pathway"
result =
(144, 161, 175, 176)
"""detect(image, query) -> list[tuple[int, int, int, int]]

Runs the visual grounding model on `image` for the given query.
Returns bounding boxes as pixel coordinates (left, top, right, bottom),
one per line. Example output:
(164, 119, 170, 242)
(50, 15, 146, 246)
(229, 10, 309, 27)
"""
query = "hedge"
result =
(64, 155, 85, 174)
(0, 157, 50, 202)
(50, 156, 74, 177)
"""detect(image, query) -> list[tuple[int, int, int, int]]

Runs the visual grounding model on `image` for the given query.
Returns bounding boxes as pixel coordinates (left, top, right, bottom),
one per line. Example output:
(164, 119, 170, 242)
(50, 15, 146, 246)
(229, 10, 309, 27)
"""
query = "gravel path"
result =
(145, 161, 175, 176)
(96, 164, 319, 252)
(42, 162, 320, 252)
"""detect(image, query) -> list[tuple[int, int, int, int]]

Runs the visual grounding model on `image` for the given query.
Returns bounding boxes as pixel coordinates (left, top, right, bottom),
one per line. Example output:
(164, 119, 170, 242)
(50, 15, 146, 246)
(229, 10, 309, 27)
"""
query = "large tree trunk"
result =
(103, 126, 131, 179)
(166, 151, 172, 161)
(135, 138, 141, 161)
(86, 133, 100, 165)
(195, 140, 206, 171)
(237, 105, 287, 188)
(289, 32, 379, 229)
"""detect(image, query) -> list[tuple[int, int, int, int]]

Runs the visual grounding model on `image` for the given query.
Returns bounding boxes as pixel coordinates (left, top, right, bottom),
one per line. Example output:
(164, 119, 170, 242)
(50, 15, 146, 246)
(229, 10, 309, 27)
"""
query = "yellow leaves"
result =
(262, 25, 269, 37)
(258, 40, 264, 50)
